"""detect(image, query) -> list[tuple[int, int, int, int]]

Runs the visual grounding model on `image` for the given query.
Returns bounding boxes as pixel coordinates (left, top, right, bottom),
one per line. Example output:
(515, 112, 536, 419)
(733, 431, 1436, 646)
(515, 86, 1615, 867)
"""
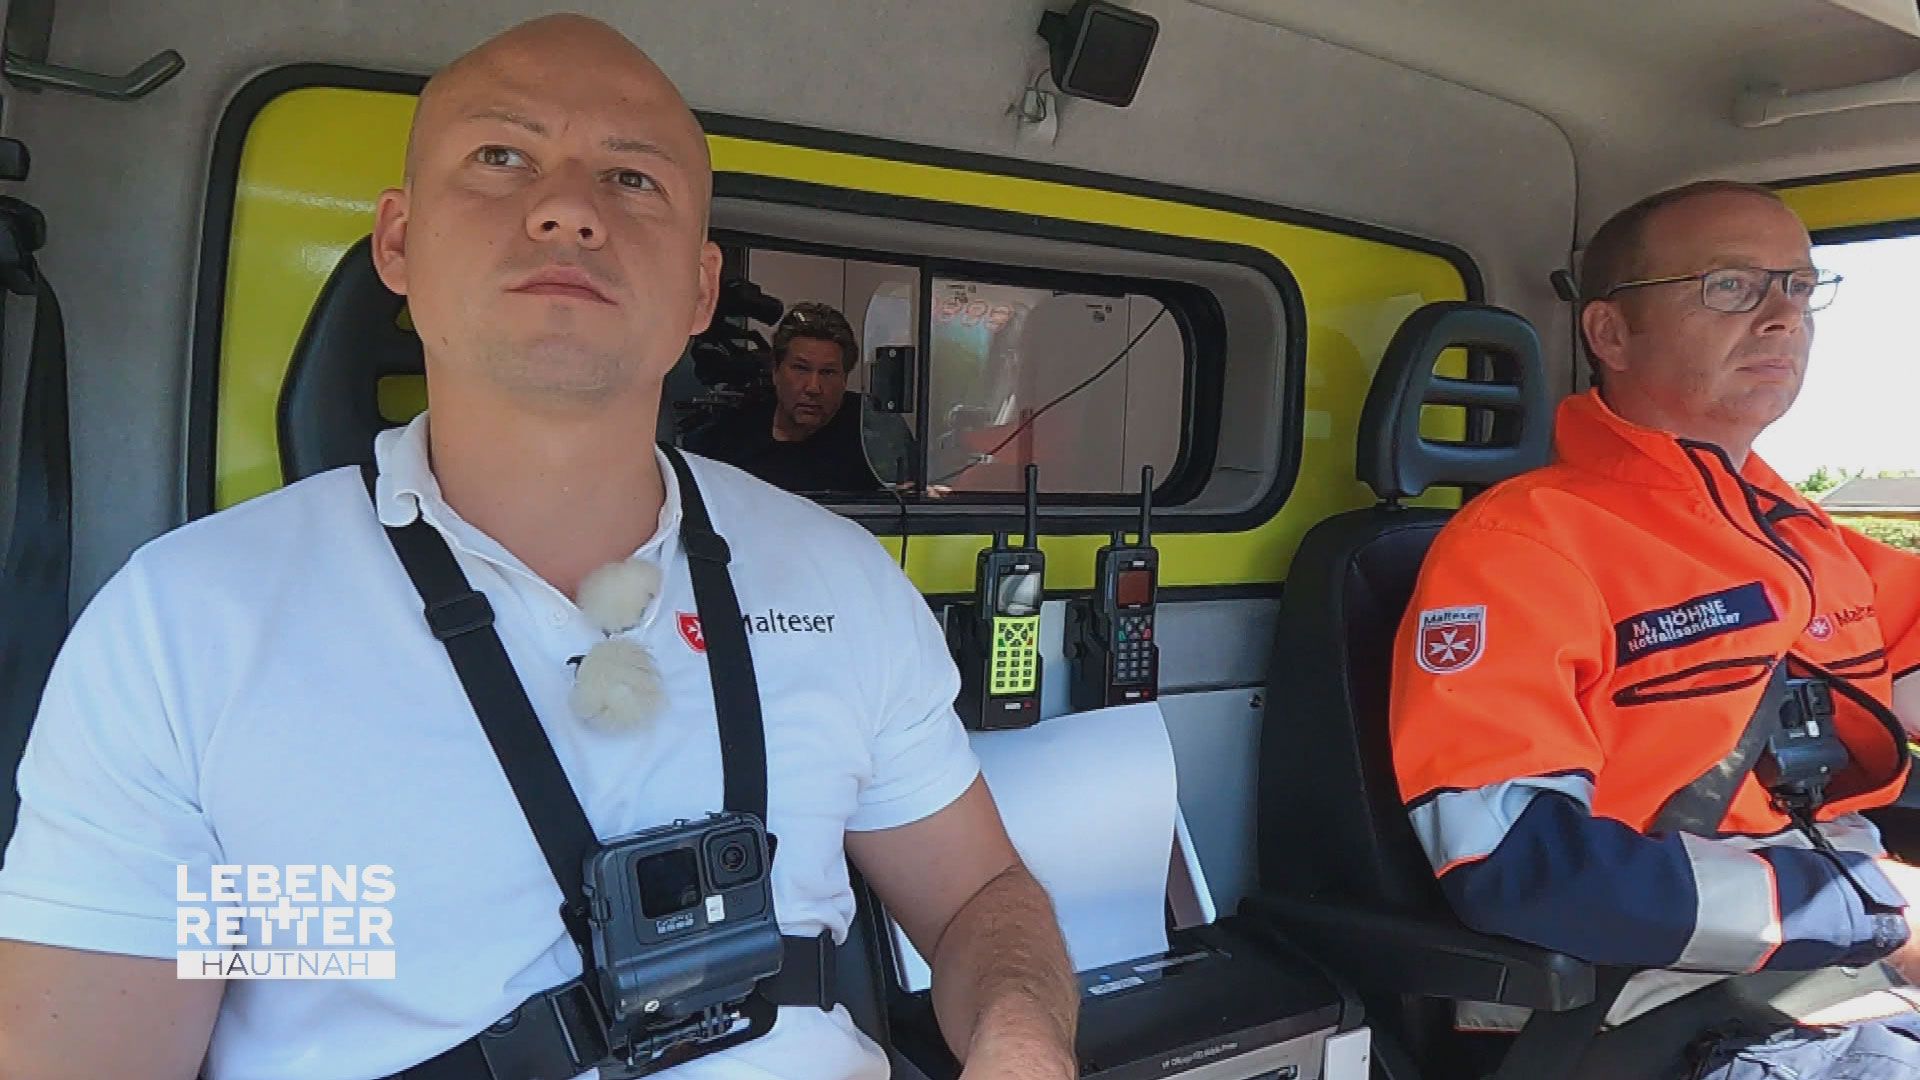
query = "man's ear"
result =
(371, 188, 411, 297)
(689, 240, 723, 336)
(1580, 298, 1632, 378)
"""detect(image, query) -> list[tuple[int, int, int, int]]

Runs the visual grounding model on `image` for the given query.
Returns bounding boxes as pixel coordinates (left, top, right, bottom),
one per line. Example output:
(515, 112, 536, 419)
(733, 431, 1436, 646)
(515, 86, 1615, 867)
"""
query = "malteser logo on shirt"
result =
(1417, 606, 1486, 674)
(741, 609, 836, 635)
(1808, 604, 1875, 641)
(675, 610, 837, 652)
(678, 612, 706, 653)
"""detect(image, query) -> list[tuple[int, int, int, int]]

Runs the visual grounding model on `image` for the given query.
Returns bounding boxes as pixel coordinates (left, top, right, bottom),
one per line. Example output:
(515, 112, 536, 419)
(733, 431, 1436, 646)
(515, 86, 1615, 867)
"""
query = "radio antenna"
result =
(1023, 463, 1041, 549)
(1138, 464, 1154, 546)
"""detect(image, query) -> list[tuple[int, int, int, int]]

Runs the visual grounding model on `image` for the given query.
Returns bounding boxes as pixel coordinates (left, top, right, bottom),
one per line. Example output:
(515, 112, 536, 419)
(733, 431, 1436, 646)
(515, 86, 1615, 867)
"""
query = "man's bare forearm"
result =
(929, 862, 1078, 1073)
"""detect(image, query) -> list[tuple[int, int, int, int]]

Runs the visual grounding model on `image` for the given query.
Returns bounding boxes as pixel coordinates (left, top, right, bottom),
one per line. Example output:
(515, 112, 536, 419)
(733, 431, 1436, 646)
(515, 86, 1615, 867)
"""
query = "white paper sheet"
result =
(1323, 1028, 1374, 1080)
(889, 701, 1183, 991)
(1167, 810, 1216, 931)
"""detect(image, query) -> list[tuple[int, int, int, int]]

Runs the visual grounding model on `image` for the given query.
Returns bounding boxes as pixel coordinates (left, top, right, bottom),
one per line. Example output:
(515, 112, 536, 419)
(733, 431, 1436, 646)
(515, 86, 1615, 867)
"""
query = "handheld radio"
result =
(949, 464, 1046, 730)
(1066, 465, 1159, 710)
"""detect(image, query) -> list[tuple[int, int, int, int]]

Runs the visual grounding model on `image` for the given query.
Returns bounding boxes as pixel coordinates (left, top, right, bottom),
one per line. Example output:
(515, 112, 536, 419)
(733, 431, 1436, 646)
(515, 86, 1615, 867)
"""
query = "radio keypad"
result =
(1114, 614, 1154, 685)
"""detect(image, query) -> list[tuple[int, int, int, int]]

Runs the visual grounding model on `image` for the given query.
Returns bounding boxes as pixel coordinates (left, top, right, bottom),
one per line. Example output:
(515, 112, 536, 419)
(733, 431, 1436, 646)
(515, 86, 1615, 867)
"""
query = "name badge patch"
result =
(1615, 582, 1776, 664)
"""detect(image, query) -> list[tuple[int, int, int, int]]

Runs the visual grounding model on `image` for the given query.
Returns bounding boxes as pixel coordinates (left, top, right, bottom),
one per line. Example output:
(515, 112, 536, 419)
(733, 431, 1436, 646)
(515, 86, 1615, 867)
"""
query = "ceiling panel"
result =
(1185, 0, 1920, 229)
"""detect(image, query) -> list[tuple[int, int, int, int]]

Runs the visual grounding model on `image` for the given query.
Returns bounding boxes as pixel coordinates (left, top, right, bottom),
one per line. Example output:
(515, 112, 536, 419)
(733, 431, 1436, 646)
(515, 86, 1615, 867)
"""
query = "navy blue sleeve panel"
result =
(1432, 791, 1910, 973)
(1753, 845, 1911, 970)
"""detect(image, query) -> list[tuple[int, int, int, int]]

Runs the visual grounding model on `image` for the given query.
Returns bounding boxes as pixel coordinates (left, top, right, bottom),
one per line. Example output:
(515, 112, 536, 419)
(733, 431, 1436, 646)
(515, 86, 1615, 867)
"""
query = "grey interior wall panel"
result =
(994, 597, 1276, 724)
(21, 0, 1575, 605)
(1160, 687, 1268, 917)
(1153, 597, 1280, 693)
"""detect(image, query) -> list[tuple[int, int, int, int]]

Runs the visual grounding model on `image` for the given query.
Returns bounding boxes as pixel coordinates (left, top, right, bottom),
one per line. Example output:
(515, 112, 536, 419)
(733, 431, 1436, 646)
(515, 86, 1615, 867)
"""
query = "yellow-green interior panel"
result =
(219, 89, 412, 509)
(214, 81, 1470, 594)
(1779, 168, 1920, 233)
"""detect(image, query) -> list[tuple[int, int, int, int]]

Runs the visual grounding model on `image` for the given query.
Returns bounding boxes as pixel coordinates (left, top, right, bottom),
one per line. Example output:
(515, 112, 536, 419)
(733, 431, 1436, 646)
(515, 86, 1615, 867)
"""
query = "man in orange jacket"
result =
(1392, 179, 1920, 1076)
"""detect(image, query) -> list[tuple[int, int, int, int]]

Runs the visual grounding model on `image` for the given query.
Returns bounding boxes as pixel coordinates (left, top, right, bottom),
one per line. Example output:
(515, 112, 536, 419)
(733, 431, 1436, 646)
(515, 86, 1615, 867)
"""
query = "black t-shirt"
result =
(685, 393, 884, 493)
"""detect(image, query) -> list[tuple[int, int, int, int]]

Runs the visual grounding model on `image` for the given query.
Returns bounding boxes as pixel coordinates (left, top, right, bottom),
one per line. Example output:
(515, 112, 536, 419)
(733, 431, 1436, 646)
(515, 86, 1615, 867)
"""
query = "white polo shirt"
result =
(0, 414, 980, 1080)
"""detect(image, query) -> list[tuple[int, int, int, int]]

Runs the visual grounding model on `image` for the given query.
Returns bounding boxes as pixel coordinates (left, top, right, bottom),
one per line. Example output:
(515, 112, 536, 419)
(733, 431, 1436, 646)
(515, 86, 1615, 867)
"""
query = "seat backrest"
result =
(277, 237, 421, 483)
(276, 238, 700, 482)
(1, 272, 70, 860)
(1256, 301, 1550, 913)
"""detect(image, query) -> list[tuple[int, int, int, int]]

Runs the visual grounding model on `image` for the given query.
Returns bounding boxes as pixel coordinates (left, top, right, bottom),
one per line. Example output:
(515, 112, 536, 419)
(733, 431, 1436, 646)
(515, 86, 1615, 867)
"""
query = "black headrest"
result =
(1357, 301, 1551, 501)
(276, 237, 421, 484)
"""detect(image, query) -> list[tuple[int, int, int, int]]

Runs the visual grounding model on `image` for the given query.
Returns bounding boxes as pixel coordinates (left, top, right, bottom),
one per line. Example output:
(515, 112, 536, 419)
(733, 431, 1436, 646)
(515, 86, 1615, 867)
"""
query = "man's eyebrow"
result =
(465, 107, 549, 137)
(605, 136, 679, 163)
(1699, 257, 1817, 272)
(458, 110, 681, 164)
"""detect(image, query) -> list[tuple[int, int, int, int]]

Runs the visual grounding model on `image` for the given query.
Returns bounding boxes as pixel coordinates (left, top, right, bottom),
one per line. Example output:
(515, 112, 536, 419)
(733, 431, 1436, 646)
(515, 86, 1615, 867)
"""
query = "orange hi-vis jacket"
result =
(1391, 389, 1920, 1018)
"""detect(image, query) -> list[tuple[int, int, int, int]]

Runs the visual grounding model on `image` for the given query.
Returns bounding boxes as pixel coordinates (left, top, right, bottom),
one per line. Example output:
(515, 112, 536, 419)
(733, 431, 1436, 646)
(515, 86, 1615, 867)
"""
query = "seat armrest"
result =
(1242, 892, 1595, 1011)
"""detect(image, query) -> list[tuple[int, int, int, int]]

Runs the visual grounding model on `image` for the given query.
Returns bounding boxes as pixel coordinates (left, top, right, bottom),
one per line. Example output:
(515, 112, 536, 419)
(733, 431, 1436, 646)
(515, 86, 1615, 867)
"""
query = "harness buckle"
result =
(475, 977, 610, 1080)
(595, 1003, 757, 1079)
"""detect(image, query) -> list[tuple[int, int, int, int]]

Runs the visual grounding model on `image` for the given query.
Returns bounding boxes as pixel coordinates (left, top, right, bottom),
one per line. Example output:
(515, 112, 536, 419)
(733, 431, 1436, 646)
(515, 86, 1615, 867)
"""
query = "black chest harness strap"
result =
(364, 446, 834, 1080)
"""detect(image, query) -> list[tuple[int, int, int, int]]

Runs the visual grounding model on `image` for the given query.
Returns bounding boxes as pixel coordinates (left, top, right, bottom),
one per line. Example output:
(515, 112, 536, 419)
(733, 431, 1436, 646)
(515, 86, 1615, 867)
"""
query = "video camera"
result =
(692, 277, 782, 389)
(675, 277, 785, 436)
(582, 811, 784, 1071)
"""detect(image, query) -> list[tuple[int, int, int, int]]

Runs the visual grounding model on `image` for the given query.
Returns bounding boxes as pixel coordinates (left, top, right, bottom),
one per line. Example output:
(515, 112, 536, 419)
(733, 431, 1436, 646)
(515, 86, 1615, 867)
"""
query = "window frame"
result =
(716, 228, 1222, 511)
(1776, 163, 1920, 244)
(705, 176, 1295, 540)
(1751, 170, 1920, 500)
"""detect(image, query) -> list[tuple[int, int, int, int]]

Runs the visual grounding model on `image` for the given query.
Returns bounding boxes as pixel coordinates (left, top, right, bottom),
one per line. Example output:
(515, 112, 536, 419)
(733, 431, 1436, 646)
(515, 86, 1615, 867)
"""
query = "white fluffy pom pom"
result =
(577, 559, 662, 634)
(569, 638, 664, 732)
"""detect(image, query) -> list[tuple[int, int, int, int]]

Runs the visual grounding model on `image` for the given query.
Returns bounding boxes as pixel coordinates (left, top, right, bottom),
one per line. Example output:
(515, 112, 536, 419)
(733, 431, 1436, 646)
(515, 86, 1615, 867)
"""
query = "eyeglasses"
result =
(1602, 267, 1841, 313)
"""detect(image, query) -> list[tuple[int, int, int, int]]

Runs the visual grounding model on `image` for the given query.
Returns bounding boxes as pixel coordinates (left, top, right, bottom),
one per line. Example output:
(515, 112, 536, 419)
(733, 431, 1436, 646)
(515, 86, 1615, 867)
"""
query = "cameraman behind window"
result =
(688, 301, 912, 493)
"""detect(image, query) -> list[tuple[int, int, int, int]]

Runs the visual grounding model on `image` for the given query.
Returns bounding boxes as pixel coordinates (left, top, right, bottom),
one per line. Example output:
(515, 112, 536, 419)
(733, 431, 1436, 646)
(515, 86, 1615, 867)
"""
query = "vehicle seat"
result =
(1243, 301, 1582, 1080)
(276, 237, 696, 482)
(0, 237, 68, 858)
(276, 237, 418, 482)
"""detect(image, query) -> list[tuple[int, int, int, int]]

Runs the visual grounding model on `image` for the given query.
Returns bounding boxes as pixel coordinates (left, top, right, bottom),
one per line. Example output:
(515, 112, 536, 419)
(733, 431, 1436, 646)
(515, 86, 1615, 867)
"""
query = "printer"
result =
(889, 916, 1369, 1080)
(877, 702, 1370, 1080)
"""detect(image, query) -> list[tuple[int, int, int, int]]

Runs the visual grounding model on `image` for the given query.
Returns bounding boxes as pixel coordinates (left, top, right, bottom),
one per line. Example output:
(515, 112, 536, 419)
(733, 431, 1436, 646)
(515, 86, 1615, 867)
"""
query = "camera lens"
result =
(706, 828, 762, 889)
